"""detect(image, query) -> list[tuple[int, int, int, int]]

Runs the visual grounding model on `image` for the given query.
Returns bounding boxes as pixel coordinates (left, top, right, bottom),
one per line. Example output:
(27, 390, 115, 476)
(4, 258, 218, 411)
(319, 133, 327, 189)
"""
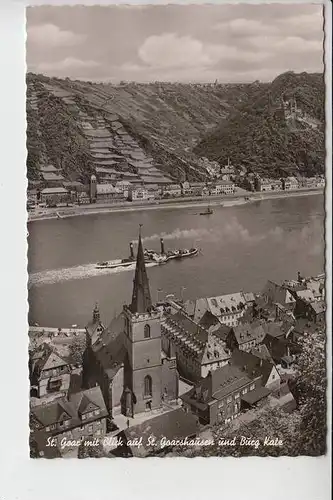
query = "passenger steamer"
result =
(96, 239, 199, 269)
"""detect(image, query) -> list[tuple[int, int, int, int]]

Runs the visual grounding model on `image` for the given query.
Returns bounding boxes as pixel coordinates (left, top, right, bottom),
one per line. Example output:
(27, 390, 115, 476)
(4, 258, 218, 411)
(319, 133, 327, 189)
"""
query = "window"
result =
(144, 375, 152, 397)
(82, 414, 86, 420)
(250, 384, 255, 391)
(234, 393, 240, 399)
(144, 324, 151, 339)
(94, 410, 100, 416)
(227, 396, 232, 404)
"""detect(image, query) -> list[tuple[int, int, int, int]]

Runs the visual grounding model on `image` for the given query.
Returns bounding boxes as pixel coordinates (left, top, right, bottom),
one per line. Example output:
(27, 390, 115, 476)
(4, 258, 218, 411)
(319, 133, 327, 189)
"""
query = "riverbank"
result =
(27, 187, 324, 223)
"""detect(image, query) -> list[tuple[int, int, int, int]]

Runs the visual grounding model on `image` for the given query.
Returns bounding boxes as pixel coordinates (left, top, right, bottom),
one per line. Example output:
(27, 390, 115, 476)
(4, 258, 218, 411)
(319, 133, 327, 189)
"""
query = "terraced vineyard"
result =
(26, 73, 260, 183)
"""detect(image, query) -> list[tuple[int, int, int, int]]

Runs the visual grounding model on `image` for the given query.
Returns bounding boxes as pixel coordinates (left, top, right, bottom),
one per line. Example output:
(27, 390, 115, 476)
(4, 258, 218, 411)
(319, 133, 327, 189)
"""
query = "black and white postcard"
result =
(0, 0, 331, 498)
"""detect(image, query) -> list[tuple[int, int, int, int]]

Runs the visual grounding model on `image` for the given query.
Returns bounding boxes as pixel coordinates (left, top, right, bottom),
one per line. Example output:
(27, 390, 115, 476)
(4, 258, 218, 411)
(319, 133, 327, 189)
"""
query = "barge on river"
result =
(96, 239, 199, 269)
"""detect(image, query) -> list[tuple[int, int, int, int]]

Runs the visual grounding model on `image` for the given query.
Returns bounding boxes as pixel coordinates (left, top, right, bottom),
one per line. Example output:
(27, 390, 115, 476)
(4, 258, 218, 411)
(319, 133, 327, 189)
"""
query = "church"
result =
(82, 227, 179, 426)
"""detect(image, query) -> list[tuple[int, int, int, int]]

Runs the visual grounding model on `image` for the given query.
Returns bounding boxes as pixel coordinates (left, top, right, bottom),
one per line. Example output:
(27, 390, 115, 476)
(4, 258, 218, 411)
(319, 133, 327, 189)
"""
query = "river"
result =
(27, 194, 325, 328)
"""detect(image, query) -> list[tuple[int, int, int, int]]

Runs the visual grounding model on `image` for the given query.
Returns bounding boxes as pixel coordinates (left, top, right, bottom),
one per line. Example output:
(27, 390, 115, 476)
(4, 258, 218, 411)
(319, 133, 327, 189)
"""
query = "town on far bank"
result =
(27, 154, 325, 217)
(29, 226, 326, 458)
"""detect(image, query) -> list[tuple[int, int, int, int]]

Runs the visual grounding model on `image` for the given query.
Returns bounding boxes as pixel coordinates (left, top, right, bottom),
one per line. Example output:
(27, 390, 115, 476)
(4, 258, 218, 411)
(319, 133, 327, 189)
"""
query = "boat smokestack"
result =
(129, 242, 135, 259)
(160, 238, 165, 254)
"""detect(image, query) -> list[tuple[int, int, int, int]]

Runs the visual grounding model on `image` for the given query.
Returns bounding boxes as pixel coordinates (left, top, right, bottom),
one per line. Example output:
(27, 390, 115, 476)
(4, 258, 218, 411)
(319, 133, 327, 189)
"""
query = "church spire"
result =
(93, 302, 100, 323)
(130, 225, 152, 314)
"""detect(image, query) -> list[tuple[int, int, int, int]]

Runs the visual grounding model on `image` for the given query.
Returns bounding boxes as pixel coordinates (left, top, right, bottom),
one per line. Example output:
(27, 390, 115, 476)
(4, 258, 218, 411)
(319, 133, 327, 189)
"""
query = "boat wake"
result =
(28, 261, 158, 288)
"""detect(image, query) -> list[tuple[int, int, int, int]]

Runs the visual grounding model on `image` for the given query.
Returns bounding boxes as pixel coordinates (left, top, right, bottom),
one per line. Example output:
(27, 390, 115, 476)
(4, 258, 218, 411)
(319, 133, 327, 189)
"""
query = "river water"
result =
(28, 195, 325, 328)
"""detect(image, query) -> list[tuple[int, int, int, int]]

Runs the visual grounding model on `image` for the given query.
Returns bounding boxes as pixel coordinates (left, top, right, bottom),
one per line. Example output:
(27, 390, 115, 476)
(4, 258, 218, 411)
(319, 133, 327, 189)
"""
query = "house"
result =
(256, 178, 282, 192)
(210, 180, 235, 195)
(282, 177, 299, 190)
(306, 300, 326, 324)
(262, 280, 296, 311)
(95, 183, 123, 202)
(162, 311, 230, 382)
(270, 179, 283, 191)
(184, 292, 253, 327)
(115, 180, 132, 197)
(181, 181, 192, 196)
(112, 408, 198, 457)
(128, 186, 149, 201)
(190, 182, 208, 196)
(230, 348, 281, 393)
(40, 187, 69, 205)
(226, 321, 266, 352)
(30, 344, 72, 398)
(30, 386, 108, 457)
(41, 171, 65, 187)
(162, 184, 182, 197)
(262, 321, 295, 364)
(316, 176, 325, 188)
(181, 363, 270, 426)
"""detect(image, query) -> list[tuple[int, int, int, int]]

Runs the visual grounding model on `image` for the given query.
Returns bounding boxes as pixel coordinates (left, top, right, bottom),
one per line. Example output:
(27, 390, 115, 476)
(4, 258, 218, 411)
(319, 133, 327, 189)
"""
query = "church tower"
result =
(121, 226, 162, 417)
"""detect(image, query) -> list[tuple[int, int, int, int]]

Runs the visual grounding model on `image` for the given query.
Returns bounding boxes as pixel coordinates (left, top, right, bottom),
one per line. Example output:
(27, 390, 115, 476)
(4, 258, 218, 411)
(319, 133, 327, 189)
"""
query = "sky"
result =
(26, 3, 324, 83)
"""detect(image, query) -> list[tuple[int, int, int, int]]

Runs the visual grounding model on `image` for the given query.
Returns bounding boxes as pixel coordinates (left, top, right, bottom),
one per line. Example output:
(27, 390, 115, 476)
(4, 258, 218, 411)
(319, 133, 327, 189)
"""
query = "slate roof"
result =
(31, 344, 69, 378)
(241, 386, 271, 405)
(263, 281, 296, 306)
(232, 322, 266, 346)
(310, 300, 325, 315)
(31, 386, 108, 431)
(230, 349, 276, 386)
(91, 315, 126, 379)
(262, 321, 285, 339)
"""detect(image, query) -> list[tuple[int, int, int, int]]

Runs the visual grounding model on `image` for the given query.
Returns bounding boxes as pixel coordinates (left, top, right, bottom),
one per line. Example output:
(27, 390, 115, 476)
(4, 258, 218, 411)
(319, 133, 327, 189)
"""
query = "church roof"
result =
(130, 229, 152, 314)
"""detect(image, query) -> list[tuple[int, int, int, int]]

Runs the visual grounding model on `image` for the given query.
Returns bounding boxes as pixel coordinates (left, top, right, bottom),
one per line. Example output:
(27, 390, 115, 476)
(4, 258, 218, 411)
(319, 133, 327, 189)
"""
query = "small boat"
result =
(200, 206, 213, 215)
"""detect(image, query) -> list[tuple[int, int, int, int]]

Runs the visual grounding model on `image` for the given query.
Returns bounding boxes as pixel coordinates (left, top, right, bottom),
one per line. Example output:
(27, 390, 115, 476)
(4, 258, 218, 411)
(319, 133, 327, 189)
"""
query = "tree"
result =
(293, 329, 326, 455)
(68, 335, 86, 365)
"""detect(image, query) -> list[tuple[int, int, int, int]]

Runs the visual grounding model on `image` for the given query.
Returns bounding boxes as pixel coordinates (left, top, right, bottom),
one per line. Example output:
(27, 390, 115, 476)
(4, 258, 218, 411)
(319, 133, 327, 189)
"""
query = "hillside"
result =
(26, 73, 266, 183)
(194, 71, 325, 178)
(26, 71, 325, 184)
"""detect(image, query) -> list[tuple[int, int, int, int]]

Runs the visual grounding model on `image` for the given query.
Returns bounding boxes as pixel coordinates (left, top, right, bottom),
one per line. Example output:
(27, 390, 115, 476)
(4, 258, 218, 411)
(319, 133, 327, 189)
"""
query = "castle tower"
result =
(121, 226, 162, 417)
(90, 174, 97, 203)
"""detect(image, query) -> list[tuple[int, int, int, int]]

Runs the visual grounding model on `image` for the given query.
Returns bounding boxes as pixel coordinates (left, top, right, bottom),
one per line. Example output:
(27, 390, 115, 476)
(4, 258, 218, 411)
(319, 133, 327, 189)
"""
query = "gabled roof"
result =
(262, 321, 285, 339)
(232, 322, 266, 345)
(263, 281, 296, 305)
(32, 344, 68, 375)
(309, 300, 326, 314)
(231, 349, 276, 386)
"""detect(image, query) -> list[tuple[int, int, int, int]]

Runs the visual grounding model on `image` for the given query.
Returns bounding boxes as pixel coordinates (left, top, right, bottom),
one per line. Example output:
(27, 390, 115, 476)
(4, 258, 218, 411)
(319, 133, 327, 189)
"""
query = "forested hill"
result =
(26, 73, 264, 183)
(26, 71, 325, 183)
(194, 71, 325, 178)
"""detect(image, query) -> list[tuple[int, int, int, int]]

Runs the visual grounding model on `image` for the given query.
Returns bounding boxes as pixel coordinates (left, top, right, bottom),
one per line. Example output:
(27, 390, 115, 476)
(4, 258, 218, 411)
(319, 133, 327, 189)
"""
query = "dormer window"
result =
(144, 324, 151, 339)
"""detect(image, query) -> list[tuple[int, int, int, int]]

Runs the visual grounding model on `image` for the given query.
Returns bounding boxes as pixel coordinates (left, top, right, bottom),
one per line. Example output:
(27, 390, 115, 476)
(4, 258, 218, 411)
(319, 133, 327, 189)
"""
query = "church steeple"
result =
(93, 302, 100, 323)
(130, 225, 152, 314)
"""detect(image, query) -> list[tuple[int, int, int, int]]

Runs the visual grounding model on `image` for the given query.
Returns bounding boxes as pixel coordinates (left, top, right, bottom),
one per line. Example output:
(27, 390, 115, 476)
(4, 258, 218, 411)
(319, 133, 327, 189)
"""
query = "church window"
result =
(144, 375, 152, 397)
(144, 324, 151, 338)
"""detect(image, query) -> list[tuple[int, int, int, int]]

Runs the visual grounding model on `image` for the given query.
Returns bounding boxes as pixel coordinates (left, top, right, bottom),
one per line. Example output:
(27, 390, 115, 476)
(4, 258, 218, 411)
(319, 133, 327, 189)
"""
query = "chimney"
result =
(160, 238, 165, 254)
(129, 242, 134, 259)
